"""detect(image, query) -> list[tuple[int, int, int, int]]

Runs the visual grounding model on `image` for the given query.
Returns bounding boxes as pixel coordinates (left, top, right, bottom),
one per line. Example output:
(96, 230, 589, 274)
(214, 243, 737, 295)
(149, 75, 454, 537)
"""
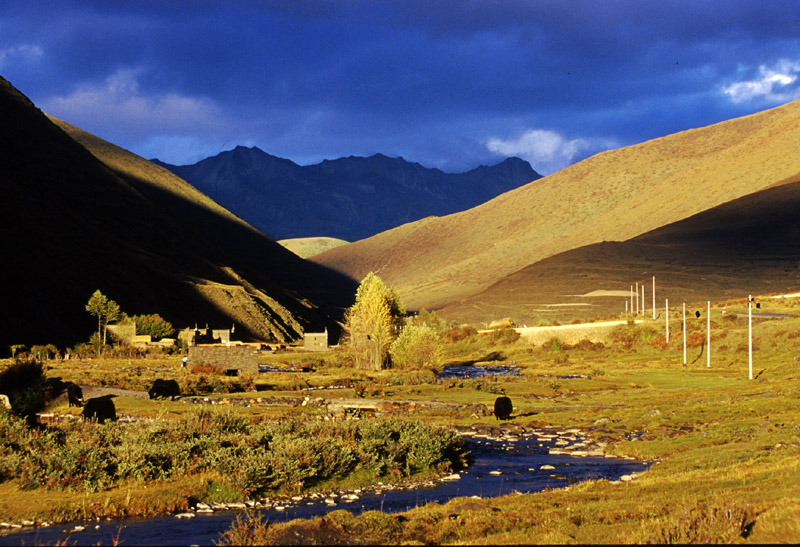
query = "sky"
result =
(2, 1, 800, 175)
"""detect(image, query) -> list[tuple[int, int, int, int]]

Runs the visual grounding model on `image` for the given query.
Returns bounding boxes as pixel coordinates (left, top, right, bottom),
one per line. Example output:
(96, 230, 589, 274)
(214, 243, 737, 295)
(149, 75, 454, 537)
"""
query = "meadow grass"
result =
(224, 298, 800, 544)
(3, 297, 800, 543)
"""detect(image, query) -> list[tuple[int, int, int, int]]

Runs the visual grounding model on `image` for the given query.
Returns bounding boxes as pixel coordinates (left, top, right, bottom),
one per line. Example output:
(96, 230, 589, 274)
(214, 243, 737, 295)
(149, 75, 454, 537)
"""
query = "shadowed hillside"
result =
(439, 175, 800, 324)
(154, 148, 540, 241)
(0, 76, 356, 351)
(313, 99, 800, 311)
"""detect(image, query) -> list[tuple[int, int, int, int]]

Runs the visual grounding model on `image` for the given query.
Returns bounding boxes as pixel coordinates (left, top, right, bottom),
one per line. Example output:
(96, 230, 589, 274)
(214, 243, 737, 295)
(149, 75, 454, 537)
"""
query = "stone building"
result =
(303, 328, 329, 351)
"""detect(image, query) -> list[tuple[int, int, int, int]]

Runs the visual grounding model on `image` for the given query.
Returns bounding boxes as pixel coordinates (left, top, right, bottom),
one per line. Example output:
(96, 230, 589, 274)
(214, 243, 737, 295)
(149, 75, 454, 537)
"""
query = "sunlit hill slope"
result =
(313, 99, 800, 313)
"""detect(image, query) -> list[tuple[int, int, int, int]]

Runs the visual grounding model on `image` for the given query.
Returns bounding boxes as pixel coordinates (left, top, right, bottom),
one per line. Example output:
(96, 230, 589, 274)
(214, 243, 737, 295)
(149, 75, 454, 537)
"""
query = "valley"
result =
(2, 74, 800, 546)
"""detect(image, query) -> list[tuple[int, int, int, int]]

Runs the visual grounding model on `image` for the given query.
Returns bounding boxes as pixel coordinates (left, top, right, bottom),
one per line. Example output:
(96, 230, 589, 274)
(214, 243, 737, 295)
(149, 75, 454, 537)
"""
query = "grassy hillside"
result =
(278, 237, 350, 259)
(0, 76, 355, 350)
(439, 172, 800, 325)
(313, 99, 800, 311)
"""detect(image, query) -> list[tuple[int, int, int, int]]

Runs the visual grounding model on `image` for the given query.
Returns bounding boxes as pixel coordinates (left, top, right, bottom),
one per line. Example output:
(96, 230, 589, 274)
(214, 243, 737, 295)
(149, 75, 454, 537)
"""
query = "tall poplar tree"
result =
(85, 290, 122, 347)
(345, 273, 406, 370)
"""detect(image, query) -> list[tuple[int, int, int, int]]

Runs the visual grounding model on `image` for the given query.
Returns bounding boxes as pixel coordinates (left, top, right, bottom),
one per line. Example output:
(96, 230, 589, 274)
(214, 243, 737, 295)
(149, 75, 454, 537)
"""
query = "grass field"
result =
(2, 294, 800, 544)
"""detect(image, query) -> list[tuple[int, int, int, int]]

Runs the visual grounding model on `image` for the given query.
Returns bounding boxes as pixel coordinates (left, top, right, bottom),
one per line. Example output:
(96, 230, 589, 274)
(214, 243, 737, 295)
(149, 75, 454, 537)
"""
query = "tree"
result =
(389, 324, 443, 370)
(345, 273, 406, 370)
(85, 290, 122, 349)
(132, 314, 175, 340)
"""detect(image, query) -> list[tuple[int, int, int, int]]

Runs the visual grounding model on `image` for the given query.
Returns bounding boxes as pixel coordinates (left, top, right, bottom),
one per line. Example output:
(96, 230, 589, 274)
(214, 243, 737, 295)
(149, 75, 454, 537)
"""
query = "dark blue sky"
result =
(2, 1, 799, 174)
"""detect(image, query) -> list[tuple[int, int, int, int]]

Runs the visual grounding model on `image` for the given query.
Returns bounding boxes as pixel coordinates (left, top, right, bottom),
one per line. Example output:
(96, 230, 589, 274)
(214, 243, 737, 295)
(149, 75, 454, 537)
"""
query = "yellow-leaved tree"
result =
(345, 273, 405, 370)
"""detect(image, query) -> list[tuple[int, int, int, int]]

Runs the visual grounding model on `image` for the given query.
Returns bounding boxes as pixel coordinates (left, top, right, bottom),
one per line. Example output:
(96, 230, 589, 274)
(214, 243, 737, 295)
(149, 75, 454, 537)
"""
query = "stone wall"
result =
(188, 345, 259, 375)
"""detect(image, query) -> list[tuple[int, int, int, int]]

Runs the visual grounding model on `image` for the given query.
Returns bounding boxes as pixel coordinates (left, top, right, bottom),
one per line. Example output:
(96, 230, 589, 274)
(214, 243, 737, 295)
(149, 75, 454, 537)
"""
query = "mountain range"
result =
(153, 148, 540, 242)
(0, 76, 356, 350)
(313, 98, 800, 322)
(5, 70, 800, 345)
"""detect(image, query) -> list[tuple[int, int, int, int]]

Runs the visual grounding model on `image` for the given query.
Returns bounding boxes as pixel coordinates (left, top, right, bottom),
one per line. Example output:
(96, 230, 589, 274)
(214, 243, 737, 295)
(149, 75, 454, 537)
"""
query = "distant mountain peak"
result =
(156, 149, 541, 241)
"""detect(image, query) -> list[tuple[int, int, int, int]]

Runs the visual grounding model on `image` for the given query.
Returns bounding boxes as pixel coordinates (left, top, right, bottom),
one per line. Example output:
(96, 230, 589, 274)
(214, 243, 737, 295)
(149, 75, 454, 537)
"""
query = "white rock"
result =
(73, 526, 86, 532)
(324, 498, 337, 505)
(620, 474, 633, 481)
(196, 503, 212, 510)
(441, 473, 461, 481)
(175, 513, 196, 519)
(539, 464, 556, 470)
(488, 470, 503, 476)
(227, 502, 247, 509)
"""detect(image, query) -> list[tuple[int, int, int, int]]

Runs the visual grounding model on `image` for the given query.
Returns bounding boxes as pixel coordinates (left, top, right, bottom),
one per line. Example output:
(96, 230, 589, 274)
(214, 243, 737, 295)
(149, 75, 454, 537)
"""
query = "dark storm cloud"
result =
(1, 1, 799, 172)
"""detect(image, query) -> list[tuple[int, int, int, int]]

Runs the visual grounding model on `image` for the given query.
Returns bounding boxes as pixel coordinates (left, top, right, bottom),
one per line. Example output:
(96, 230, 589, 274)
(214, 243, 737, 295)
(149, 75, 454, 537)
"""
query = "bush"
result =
(442, 325, 478, 343)
(610, 324, 660, 349)
(132, 314, 175, 340)
(486, 328, 520, 345)
(0, 358, 50, 419)
(389, 325, 443, 370)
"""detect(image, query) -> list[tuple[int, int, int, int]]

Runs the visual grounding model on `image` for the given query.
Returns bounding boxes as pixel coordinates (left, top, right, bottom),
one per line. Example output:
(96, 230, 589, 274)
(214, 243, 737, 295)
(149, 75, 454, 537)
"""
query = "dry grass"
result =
(279, 237, 350, 258)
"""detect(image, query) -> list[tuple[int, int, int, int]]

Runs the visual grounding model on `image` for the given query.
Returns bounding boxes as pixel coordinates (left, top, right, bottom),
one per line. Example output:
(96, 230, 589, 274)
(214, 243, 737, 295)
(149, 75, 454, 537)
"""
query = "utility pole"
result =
(630, 285, 634, 316)
(748, 295, 753, 380)
(642, 285, 646, 318)
(636, 282, 639, 315)
(683, 302, 687, 366)
(666, 298, 669, 343)
(707, 301, 711, 368)
(652, 276, 656, 320)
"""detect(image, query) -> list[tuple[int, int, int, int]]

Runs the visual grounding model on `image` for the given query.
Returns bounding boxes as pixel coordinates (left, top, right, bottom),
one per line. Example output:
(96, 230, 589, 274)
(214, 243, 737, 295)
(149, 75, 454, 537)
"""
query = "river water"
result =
(1, 435, 648, 546)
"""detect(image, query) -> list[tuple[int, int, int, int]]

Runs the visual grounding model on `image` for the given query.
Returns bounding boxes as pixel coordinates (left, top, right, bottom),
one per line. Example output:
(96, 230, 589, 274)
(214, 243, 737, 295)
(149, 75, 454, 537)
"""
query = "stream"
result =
(1, 434, 649, 546)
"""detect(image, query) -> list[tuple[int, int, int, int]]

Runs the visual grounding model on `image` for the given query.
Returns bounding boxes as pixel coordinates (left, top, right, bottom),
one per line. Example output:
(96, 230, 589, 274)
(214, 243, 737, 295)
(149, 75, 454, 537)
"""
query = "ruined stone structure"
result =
(179, 327, 233, 347)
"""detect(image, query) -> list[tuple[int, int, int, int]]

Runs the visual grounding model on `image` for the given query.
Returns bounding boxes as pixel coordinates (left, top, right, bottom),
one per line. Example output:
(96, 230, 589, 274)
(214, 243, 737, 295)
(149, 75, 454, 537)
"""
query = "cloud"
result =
(722, 59, 800, 103)
(41, 68, 225, 139)
(486, 129, 618, 175)
(0, 43, 43, 67)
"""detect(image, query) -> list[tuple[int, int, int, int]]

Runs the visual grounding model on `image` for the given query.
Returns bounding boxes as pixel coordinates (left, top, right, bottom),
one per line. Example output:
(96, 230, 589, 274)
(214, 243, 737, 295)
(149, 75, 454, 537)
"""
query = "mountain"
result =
(438, 174, 800, 324)
(152, 149, 540, 241)
(312, 99, 800, 313)
(0, 76, 356, 351)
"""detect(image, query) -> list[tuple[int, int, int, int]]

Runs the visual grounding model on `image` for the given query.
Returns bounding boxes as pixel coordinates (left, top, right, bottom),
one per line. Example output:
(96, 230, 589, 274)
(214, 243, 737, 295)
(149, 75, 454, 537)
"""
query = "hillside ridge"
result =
(0, 75, 355, 349)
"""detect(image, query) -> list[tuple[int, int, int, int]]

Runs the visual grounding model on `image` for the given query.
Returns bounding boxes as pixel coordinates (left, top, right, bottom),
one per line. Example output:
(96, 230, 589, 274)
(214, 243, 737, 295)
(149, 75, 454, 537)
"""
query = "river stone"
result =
(488, 470, 502, 475)
(227, 502, 247, 509)
(539, 464, 556, 470)
(175, 513, 196, 519)
(441, 473, 461, 481)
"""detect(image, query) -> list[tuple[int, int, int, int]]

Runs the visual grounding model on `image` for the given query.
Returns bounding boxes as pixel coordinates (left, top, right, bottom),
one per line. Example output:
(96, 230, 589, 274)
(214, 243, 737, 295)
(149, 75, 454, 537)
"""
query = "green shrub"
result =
(389, 325, 443, 370)
(610, 324, 660, 349)
(442, 325, 478, 343)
